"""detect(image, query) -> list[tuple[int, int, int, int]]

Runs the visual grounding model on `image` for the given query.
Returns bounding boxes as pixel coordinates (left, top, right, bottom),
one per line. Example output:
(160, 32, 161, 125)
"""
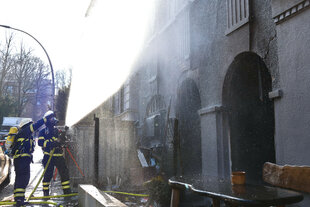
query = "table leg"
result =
(170, 188, 180, 207)
(223, 202, 238, 207)
(212, 198, 220, 207)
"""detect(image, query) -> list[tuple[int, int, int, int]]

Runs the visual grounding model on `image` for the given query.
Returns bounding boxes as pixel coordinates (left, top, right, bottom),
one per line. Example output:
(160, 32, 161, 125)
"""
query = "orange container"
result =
(231, 171, 246, 185)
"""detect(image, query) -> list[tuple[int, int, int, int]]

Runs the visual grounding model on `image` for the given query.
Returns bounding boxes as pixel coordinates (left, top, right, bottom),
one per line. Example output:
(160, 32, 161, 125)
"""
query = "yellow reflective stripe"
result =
(38, 137, 45, 140)
(30, 124, 34, 132)
(53, 153, 64, 157)
(14, 188, 25, 193)
(43, 187, 49, 190)
(17, 138, 25, 142)
(43, 140, 49, 148)
(61, 181, 70, 185)
(14, 193, 25, 197)
(13, 153, 31, 159)
(62, 185, 70, 189)
(43, 152, 63, 156)
(43, 182, 50, 185)
(44, 118, 47, 123)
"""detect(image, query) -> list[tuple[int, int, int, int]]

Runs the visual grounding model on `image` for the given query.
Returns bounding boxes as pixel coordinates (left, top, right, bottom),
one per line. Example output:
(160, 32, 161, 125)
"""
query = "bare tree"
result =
(55, 68, 72, 125)
(30, 57, 51, 120)
(55, 68, 72, 90)
(0, 33, 15, 98)
(0, 32, 53, 119)
(11, 43, 34, 116)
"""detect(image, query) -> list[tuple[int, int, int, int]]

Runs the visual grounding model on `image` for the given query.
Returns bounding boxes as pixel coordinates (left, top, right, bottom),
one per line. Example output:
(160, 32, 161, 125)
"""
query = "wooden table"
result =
(169, 175, 303, 207)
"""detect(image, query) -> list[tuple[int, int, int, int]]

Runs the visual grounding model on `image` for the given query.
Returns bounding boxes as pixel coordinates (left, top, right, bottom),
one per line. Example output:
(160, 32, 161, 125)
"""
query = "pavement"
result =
(0, 141, 76, 206)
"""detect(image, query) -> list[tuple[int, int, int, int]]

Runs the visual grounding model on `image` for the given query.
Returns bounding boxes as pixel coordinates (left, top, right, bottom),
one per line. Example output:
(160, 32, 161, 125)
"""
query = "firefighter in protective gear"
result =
(38, 111, 71, 196)
(13, 112, 55, 207)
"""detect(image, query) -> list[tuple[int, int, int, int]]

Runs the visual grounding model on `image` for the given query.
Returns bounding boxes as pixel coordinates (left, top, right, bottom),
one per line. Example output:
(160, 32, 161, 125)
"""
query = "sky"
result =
(0, 0, 154, 126)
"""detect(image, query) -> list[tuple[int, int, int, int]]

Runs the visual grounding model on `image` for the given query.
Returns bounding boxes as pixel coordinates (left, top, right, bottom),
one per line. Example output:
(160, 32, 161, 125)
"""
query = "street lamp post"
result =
(0, 24, 55, 110)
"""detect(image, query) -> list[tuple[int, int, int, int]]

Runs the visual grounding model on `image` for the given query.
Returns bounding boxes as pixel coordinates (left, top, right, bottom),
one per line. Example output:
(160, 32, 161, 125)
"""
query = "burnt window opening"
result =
(176, 79, 202, 176)
(113, 80, 130, 115)
(146, 95, 166, 117)
(139, 95, 167, 149)
(223, 52, 275, 184)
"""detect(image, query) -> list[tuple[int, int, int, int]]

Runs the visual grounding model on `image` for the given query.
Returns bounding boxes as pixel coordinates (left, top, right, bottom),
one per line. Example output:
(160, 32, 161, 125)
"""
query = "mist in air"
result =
(66, 0, 155, 126)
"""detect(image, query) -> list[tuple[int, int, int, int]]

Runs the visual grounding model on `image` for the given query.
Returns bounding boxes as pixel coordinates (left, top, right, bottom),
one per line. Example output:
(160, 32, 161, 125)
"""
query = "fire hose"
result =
(26, 148, 55, 202)
(0, 201, 62, 206)
(27, 145, 84, 201)
(0, 148, 77, 206)
(0, 146, 149, 206)
(0, 193, 79, 203)
(53, 146, 85, 181)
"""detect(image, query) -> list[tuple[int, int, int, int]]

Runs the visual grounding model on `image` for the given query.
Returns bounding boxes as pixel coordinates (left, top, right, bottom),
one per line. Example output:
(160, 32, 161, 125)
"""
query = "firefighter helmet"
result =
(19, 118, 33, 128)
(44, 110, 54, 118)
(44, 110, 58, 125)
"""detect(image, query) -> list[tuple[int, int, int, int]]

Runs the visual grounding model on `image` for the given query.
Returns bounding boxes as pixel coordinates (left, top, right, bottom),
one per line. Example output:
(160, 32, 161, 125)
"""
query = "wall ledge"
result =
(269, 89, 283, 99)
(198, 105, 224, 116)
(273, 0, 309, 24)
(78, 184, 127, 207)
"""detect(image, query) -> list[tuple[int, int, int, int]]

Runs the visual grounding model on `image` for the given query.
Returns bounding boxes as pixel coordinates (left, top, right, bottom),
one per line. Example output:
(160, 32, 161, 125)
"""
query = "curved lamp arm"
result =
(0, 24, 55, 110)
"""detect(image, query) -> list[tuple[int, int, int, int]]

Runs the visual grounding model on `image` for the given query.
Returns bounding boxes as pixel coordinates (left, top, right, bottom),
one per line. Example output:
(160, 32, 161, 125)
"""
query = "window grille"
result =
(146, 95, 166, 117)
(226, 0, 249, 35)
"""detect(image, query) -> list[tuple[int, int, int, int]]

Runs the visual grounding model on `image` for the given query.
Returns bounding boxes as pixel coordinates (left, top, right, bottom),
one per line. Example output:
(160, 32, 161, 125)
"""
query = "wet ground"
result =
(0, 144, 78, 206)
(107, 192, 149, 207)
(0, 143, 154, 207)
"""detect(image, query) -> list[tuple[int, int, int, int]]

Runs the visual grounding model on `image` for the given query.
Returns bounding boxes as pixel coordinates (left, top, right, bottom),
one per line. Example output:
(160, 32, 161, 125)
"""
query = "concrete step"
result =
(79, 184, 128, 207)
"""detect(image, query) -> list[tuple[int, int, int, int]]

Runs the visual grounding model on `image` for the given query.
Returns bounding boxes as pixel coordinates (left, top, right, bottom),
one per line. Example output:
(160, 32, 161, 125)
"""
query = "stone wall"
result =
(69, 103, 140, 189)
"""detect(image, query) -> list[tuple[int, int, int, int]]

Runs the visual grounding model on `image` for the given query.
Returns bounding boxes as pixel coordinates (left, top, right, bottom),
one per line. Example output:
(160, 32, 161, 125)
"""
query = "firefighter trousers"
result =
(42, 155, 71, 195)
(13, 156, 31, 203)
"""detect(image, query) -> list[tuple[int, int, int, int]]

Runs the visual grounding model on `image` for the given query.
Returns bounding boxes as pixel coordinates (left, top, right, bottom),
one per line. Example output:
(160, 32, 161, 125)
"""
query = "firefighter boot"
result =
(43, 182, 50, 198)
(15, 199, 25, 207)
(43, 189, 49, 200)
(63, 188, 72, 201)
(64, 188, 72, 197)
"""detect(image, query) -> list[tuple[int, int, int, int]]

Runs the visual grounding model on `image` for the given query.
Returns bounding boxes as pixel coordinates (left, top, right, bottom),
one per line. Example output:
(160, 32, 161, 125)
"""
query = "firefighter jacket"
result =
(38, 127, 64, 157)
(12, 118, 48, 159)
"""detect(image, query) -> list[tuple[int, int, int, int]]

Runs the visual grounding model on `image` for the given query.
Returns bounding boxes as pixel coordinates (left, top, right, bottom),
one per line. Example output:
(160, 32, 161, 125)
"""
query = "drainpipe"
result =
(94, 114, 99, 185)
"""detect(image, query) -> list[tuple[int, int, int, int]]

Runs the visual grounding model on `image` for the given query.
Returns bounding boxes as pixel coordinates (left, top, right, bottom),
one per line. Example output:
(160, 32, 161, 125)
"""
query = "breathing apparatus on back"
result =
(4, 118, 33, 157)
(4, 126, 19, 156)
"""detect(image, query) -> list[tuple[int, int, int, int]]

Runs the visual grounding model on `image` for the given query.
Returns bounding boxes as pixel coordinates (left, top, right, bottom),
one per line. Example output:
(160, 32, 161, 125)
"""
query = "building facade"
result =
(71, 0, 310, 206)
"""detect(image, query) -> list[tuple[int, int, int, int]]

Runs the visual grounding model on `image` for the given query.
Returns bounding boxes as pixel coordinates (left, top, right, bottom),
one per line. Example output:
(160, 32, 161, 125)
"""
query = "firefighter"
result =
(38, 111, 71, 197)
(13, 112, 55, 207)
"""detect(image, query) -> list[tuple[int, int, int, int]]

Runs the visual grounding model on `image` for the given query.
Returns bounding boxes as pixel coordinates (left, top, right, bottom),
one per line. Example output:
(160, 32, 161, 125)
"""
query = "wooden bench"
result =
(263, 162, 310, 193)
